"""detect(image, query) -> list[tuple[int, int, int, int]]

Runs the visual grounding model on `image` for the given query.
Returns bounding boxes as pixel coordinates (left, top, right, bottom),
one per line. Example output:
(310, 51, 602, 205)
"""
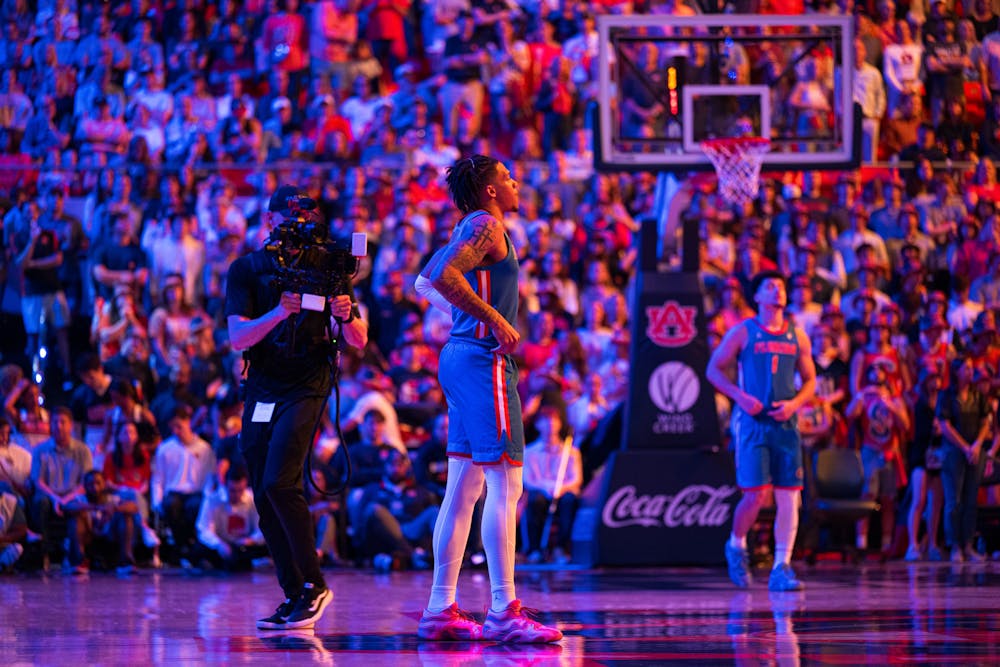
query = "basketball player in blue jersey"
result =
(707, 271, 816, 591)
(412, 155, 563, 643)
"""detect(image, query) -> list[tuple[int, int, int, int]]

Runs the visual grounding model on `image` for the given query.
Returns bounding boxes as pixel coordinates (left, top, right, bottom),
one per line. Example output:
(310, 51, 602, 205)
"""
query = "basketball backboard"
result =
(596, 13, 859, 173)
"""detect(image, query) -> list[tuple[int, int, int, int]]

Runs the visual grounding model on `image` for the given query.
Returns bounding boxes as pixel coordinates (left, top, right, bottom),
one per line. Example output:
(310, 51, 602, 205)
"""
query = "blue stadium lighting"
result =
(39, 347, 47, 359)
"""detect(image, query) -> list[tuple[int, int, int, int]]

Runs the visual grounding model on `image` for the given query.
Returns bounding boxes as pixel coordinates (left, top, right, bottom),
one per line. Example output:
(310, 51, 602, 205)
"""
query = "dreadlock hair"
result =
(445, 154, 500, 214)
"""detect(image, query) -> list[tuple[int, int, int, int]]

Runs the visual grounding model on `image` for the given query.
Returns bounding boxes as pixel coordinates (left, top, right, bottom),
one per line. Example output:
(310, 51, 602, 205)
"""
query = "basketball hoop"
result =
(701, 137, 771, 205)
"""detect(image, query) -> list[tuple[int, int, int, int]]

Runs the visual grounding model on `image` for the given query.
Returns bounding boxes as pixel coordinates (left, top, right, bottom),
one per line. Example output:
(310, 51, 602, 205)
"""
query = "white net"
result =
(701, 137, 771, 205)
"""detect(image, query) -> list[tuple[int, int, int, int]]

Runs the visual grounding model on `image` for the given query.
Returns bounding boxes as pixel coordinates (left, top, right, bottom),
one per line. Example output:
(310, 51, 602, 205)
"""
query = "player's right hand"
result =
(276, 292, 302, 320)
(737, 393, 764, 416)
(490, 319, 520, 355)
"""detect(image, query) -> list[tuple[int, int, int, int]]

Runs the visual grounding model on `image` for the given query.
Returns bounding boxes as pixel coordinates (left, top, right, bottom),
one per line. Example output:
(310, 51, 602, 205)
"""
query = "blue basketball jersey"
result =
(739, 318, 800, 409)
(448, 210, 519, 348)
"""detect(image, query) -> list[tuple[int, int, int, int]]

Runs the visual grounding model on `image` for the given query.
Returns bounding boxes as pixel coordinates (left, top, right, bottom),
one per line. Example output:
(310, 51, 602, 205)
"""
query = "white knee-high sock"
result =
(427, 458, 485, 613)
(483, 461, 523, 612)
(773, 488, 801, 568)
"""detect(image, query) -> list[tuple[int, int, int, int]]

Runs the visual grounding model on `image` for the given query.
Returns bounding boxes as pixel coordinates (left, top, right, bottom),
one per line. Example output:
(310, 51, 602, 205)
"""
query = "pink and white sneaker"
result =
(418, 603, 483, 640)
(482, 600, 562, 643)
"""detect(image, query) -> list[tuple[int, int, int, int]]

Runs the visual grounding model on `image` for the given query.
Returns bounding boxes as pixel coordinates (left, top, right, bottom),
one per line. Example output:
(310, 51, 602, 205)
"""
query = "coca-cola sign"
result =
(591, 451, 736, 565)
(602, 483, 737, 529)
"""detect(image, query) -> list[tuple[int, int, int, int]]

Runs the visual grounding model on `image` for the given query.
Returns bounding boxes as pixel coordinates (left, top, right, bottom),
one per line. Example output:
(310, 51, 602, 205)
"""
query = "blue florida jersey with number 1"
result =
(738, 318, 800, 416)
(448, 210, 519, 348)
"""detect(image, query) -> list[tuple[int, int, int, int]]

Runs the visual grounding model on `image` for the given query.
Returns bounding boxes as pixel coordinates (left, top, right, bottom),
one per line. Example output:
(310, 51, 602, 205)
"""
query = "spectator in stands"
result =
(21, 95, 68, 160)
(151, 403, 216, 564)
(6, 377, 49, 449)
(336, 409, 398, 490)
(90, 212, 148, 303)
(194, 466, 267, 571)
(217, 98, 262, 163)
(972, 254, 1000, 309)
(414, 412, 450, 499)
(439, 11, 486, 141)
(927, 17, 969, 125)
(105, 328, 156, 405)
(148, 274, 207, 372)
(0, 69, 33, 146)
(77, 96, 129, 165)
(0, 416, 31, 500)
(906, 366, 945, 561)
(63, 469, 138, 574)
(938, 356, 992, 562)
(883, 94, 924, 158)
(522, 407, 582, 565)
(883, 20, 925, 114)
(836, 206, 891, 279)
(11, 198, 73, 384)
(69, 353, 113, 448)
(0, 478, 27, 572)
(311, 0, 358, 91)
(148, 213, 206, 306)
(29, 406, 91, 564)
(847, 361, 910, 556)
(849, 38, 887, 163)
(100, 378, 157, 455)
(102, 419, 158, 551)
(352, 448, 438, 572)
(262, 0, 310, 99)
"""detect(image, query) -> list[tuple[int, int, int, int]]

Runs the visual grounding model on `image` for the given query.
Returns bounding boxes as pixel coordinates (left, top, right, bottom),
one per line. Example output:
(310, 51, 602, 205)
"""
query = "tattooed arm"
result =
(428, 214, 520, 353)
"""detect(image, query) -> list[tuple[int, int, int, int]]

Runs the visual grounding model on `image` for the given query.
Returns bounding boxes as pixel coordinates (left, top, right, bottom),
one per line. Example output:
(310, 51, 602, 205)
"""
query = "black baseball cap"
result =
(268, 184, 303, 212)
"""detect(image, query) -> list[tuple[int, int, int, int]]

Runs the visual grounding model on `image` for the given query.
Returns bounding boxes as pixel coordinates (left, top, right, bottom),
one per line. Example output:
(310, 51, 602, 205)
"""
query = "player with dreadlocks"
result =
(413, 155, 563, 643)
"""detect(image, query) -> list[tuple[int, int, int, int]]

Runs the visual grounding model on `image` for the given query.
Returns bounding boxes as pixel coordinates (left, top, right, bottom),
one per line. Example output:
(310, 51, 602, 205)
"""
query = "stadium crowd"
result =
(0, 0, 998, 575)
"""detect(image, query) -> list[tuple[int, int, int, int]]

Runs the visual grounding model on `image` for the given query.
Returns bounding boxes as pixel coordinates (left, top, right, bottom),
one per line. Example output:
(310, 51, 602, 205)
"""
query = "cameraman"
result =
(226, 185, 367, 631)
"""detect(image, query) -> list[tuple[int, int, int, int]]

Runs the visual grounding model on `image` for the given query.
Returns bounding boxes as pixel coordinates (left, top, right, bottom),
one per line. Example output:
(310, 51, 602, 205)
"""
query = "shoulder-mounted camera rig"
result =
(264, 194, 362, 300)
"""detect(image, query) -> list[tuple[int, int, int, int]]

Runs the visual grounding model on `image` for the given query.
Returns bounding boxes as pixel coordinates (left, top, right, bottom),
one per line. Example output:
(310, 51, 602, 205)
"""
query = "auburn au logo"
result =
(646, 300, 697, 348)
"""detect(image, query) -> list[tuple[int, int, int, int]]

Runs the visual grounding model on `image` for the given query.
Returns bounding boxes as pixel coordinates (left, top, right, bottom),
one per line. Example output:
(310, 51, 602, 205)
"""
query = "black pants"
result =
(524, 490, 578, 552)
(241, 394, 326, 599)
(161, 491, 203, 556)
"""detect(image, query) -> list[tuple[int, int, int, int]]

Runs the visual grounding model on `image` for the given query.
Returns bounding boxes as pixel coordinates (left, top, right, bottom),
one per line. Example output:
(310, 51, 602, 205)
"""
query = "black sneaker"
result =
(257, 598, 297, 630)
(283, 583, 332, 629)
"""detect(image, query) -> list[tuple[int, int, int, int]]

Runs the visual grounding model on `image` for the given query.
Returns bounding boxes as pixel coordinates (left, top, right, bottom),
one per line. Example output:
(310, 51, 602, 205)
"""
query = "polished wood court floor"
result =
(3, 561, 1000, 665)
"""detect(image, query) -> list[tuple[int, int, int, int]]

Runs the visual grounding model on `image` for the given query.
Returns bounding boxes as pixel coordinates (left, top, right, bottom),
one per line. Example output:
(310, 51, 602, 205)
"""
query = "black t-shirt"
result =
(48, 214, 85, 286)
(926, 41, 964, 98)
(938, 387, 989, 446)
(471, 0, 507, 45)
(14, 226, 61, 295)
(814, 355, 849, 412)
(444, 34, 484, 84)
(91, 241, 147, 300)
(69, 382, 113, 433)
(225, 250, 340, 401)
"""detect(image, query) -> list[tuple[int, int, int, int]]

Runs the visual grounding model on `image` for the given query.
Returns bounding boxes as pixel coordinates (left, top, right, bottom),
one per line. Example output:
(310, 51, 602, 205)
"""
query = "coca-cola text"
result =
(602, 484, 737, 529)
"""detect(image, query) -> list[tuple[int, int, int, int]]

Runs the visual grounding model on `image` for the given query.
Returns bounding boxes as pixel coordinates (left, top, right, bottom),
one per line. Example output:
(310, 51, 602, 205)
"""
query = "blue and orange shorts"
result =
(438, 340, 524, 466)
(731, 414, 803, 491)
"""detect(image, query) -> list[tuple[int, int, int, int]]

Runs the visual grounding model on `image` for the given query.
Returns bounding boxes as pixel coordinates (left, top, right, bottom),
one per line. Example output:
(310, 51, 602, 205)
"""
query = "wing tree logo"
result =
(646, 301, 697, 348)
(648, 362, 700, 414)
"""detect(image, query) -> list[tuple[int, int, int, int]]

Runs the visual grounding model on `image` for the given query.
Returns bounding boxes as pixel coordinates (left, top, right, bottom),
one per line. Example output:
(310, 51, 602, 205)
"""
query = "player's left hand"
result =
(329, 295, 353, 321)
(768, 400, 797, 422)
